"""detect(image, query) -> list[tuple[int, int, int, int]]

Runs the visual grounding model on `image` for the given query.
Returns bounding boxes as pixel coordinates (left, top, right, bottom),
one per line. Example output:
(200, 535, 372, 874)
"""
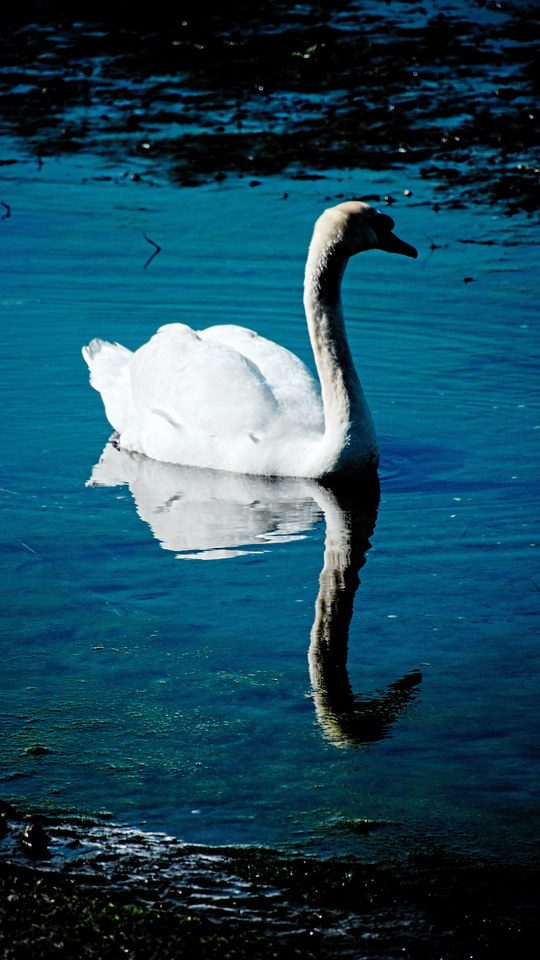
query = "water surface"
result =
(1, 156, 538, 871)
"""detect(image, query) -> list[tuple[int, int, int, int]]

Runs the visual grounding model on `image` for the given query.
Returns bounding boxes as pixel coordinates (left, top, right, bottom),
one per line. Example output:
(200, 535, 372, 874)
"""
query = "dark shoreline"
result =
(1, 853, 538, 959)
(1, 804, 539, 959)
(0, 861, 324, 960)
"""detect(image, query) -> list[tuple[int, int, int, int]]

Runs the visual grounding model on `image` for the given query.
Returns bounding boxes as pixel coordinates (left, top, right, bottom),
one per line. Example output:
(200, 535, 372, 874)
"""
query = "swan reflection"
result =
(89, 442, 421, 746)
(308, 482, 421, 747)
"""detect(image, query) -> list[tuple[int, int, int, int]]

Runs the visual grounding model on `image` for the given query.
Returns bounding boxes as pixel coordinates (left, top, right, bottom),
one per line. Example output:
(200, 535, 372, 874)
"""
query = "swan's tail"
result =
(82, 338, 134, 433)
(82, 338, 132, 389)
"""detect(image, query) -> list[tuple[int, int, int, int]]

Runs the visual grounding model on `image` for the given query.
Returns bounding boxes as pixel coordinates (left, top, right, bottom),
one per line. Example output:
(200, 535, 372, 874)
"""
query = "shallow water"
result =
(1, 146, 538, 883)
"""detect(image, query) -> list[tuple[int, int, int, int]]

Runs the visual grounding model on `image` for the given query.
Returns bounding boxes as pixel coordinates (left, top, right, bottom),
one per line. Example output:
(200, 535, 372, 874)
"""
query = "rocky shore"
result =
(1, 806, 538, 959)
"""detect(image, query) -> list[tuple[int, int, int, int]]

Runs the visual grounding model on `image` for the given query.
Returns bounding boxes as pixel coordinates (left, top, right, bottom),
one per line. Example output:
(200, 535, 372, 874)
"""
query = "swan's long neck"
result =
(304, 229, 379, 475)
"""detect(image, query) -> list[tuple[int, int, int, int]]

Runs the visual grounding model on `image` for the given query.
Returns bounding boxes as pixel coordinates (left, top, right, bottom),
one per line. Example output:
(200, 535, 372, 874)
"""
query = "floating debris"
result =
(142, 232, 161, 270)
(24, 745, 52, 756)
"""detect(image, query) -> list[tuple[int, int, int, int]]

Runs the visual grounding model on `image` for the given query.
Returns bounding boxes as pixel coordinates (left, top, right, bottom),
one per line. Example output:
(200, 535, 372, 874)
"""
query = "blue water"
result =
(1, 150, 538, 867)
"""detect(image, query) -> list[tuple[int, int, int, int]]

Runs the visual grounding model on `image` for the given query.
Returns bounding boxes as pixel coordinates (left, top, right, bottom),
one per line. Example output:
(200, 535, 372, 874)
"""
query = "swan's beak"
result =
(377, 231, 418, 259)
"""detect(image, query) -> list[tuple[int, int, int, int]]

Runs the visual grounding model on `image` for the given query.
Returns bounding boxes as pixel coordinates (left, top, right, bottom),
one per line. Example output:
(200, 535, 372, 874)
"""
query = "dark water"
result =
(2, 0, 538, 210)
(1, 3, 539, 955)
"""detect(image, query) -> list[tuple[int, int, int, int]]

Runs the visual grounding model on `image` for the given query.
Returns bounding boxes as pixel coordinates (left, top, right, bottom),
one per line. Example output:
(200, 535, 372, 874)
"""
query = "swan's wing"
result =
(82, 338, 135, 432)
(128, 323, 279, 439)
(200, 324, 324, 432)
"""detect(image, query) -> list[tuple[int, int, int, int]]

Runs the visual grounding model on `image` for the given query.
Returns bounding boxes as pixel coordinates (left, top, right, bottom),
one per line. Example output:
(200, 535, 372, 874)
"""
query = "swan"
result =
(83, 201, 417, 479)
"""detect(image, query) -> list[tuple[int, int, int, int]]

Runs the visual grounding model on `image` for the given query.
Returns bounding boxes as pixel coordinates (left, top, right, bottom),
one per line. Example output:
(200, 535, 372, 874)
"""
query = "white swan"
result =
(83, 201, 417, 479)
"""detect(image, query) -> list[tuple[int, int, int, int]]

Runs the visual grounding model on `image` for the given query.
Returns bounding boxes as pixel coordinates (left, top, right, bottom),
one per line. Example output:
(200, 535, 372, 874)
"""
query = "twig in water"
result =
(1, 201, 11, 220)
(143, 232, 161, 270)
(421, 230, 449, 266)
(423, 231, 448, 251)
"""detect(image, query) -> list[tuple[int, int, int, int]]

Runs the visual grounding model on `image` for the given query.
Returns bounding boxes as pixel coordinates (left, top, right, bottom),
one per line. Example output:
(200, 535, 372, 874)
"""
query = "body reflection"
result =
(89, 443, 421, 746)
(89, 440, 321, 558)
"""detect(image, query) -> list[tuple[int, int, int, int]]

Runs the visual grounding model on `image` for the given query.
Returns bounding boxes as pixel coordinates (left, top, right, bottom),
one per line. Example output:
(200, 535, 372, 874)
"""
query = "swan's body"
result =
(83, 201, 416, 479)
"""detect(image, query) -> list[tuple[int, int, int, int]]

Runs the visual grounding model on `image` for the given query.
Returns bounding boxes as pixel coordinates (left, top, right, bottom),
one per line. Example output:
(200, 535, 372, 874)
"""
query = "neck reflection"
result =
(89, 443, 421, 748)
(308, 479, 421, 748)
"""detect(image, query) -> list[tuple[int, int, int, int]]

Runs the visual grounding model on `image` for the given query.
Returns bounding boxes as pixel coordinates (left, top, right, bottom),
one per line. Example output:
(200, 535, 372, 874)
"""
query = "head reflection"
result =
(89, 443, 421, 748)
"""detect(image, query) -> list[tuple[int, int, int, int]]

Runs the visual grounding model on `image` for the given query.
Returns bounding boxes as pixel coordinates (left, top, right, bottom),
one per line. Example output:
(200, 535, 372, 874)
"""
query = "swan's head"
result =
(318, 200, 418, 259)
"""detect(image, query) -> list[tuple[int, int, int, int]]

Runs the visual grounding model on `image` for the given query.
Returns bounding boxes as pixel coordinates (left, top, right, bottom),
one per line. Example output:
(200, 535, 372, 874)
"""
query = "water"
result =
(1, 151, 538, 876)
(0, 12, 537, 956)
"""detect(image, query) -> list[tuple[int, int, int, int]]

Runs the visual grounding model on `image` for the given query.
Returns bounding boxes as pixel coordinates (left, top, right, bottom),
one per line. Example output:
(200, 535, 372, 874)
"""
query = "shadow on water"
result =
(89, 442, 422, 748)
